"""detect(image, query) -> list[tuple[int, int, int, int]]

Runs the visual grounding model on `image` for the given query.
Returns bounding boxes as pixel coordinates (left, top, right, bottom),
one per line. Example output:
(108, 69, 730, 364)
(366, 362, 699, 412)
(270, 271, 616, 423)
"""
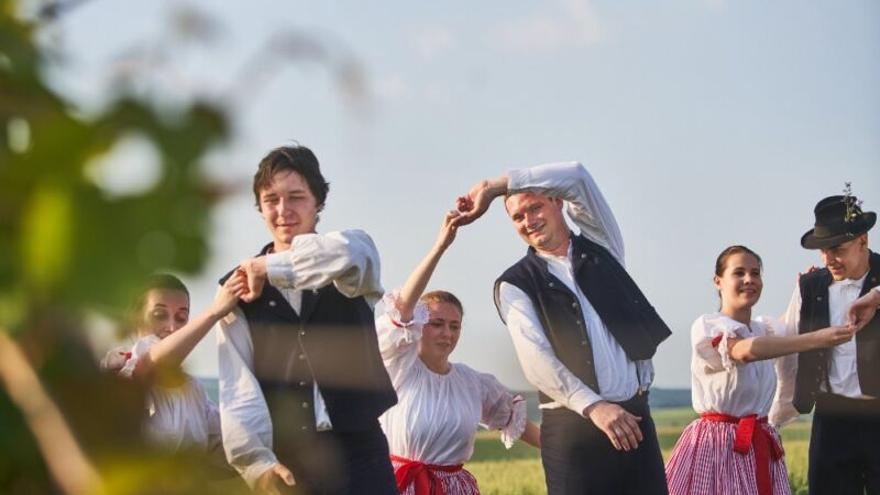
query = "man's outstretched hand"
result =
(455, 175, 508, 225)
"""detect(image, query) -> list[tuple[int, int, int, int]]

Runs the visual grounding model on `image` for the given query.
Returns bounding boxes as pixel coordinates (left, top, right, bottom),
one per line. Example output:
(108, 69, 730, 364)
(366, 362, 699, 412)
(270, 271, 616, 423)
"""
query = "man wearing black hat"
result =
(785, 193, 880, 494)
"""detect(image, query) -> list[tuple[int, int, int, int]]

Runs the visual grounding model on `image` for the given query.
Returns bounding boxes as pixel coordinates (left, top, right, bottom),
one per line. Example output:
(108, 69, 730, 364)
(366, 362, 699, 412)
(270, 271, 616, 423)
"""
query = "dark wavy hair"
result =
(252, 145, 330, 214)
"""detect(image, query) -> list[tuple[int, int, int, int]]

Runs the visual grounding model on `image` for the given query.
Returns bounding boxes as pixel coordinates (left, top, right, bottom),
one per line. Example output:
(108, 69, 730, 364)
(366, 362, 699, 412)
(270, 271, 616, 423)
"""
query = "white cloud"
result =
(488, 0, 604, 52)
(415, 27, 455, 58)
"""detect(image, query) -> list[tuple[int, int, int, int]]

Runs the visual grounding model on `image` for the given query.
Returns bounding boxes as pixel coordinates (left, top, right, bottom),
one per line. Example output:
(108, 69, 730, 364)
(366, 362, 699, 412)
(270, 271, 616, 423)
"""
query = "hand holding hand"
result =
(814, 324, 857, 348)
(434, 210, 464, 251)
(211, 270, 249, 317)
(256, 463, 296, 495)
(99, 347, 131, 373)
(584, 401, 643, 451)
(455, 176, 507, 226)
(239, 257, 268, 303)
(848, 290, 880, 330)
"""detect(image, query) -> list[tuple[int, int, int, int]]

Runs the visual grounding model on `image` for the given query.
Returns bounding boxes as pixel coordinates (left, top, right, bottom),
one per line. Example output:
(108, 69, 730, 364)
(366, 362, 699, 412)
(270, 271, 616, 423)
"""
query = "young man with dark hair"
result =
(457, 161, 671, 494)
(777, 193, 880, 495)
(216, 145, 398, 494)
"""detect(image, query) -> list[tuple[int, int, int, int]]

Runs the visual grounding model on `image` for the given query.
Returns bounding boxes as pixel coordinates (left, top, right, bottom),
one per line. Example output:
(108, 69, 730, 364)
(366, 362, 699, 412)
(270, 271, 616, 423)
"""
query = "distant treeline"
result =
(198, 378, 691, 423)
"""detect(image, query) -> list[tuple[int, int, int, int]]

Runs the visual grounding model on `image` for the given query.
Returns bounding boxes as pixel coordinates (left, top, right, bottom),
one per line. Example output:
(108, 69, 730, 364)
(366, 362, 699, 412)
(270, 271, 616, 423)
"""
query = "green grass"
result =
(467, 408, 811, 495)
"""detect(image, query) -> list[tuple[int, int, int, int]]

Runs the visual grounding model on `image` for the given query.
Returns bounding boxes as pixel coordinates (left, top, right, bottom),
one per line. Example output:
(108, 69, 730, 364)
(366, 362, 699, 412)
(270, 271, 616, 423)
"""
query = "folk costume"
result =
(109, 336, 223, 453)
(494, 162, 671, 495)
(216, 230, 398, 494)
(665, 314, 791, 495)
(779, 195, 880, 495)
(377, 292, 527, 495)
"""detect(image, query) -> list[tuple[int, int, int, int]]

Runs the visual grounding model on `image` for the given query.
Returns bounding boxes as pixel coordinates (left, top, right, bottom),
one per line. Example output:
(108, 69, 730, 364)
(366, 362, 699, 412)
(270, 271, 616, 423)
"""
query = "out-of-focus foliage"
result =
(0, 0, 238, 492)
(0, 1, 228, 332)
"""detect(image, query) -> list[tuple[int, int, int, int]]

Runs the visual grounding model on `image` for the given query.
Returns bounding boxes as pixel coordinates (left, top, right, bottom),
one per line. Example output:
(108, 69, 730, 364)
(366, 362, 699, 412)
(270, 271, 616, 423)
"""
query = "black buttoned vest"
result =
(494, 234, 671, 405)
(793, 250, 880, 413)
(219, 244, 397, 438)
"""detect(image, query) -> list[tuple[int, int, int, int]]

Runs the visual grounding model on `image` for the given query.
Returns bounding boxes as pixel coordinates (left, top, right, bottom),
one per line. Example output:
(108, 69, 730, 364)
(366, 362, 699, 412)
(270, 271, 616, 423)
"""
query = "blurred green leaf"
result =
(0, 0, 234, 492)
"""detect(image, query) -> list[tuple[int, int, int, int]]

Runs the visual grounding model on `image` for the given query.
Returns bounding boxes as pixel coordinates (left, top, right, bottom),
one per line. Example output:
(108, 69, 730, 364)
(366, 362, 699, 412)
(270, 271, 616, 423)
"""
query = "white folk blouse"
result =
(119, 335, 222, 452)
(690, 313, 791, 425)
(377, 293, 527, 465)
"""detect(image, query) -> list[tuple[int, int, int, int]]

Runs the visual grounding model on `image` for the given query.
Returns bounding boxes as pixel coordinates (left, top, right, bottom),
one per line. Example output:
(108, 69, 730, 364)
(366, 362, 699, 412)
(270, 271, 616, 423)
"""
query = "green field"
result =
(467, 408, 811, 495)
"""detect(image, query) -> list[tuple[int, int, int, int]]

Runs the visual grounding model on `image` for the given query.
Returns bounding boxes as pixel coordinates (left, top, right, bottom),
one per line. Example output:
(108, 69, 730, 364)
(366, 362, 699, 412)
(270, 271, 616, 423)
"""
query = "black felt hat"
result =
(801, 195, 876, 249)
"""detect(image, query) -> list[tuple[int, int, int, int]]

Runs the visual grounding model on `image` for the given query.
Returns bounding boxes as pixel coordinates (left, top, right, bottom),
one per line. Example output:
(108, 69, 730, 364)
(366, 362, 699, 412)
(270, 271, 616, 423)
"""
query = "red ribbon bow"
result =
(701, 413, 784, 495)
(391, 455, 463, 495)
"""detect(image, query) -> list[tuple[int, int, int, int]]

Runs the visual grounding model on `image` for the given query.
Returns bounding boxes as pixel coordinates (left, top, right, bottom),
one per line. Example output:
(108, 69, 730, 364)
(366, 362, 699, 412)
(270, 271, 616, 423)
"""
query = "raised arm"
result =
(239, 230, 383, 304)
(131, 272, 247, 379)
(394, 210, 462, 321)
(508, 162, 624, 263)
(458, 162, 624, 263)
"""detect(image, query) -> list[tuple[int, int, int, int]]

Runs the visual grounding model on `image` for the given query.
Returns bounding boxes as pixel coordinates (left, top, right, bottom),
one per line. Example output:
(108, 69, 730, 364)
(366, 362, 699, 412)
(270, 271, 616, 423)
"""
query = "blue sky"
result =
(56, 0, 879, 389)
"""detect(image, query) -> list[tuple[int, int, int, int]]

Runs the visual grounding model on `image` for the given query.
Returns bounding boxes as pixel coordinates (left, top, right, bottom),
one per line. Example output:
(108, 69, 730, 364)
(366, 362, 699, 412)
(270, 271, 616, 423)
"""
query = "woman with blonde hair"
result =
(377, 211, 540, 494)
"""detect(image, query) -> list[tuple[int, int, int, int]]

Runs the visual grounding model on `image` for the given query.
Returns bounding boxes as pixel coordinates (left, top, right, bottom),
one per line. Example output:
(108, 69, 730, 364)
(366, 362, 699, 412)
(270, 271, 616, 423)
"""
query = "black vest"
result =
(220, 244, 397, 436)
(494, 234, 671, 404)
(793, 250, 880, 414)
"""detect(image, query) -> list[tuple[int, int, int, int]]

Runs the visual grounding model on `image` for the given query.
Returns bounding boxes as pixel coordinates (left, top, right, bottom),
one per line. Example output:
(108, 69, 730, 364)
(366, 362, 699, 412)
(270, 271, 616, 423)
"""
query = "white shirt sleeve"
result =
(690, 315, 740, 375)
(496, 281, 603, 416)
(216, 305, 278, 488)
(477, 371, 528, 448)
(204, 395, 223, 456)
(265, 230, 383, 305)
(507, 161, 625, 266)
(769, 284, 802, 427)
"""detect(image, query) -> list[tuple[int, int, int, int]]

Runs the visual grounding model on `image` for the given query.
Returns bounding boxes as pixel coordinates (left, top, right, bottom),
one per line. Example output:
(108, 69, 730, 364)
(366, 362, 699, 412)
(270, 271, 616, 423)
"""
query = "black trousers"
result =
(274, 420, 397, 495)
(540, 393, 668, 495)
(809, 394, 880, 495)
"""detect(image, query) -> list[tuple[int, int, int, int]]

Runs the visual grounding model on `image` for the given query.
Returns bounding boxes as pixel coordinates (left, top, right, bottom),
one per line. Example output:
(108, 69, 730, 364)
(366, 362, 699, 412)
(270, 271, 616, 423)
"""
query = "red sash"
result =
(700, 413, 785, 495)
(391, 455, 464, 495)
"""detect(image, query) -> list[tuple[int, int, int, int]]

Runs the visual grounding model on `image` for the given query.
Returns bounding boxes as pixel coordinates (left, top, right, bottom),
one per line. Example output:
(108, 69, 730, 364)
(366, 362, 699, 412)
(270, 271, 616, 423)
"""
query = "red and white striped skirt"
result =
(391, 456, 480, 495)
(665, 417, 791, 495)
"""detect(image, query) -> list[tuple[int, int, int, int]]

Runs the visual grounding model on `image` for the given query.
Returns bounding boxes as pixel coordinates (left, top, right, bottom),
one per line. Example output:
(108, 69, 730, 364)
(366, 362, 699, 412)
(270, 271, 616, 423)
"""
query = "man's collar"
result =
(830, 272, 868, 288)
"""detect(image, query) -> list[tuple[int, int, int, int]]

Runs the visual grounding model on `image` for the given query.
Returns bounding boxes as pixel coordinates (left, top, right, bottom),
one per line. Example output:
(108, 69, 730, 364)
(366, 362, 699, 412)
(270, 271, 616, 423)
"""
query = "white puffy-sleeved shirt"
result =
(119, 335, 222, 452)
(690, 313, 788, 423)
(377, 293, 527, 465)
(216, 230, 384, 487)
(778, 275, 876, 398)
(768, 278, 880, 425)
(495, 161, 653, 416)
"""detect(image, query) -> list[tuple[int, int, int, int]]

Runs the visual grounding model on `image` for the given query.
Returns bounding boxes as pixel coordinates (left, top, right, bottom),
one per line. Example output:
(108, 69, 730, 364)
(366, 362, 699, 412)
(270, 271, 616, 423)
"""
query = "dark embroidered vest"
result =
(494, 234, 671, 405)
(220, 244, 397, 437)
(793, 250, 880, 413)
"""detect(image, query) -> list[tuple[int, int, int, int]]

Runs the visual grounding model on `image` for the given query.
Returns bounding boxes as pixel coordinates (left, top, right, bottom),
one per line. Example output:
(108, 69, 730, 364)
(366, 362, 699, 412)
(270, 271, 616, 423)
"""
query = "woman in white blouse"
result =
(102, 272, 246, 455)
(378, 210, 541, 495)
(665, 246, 856, 495)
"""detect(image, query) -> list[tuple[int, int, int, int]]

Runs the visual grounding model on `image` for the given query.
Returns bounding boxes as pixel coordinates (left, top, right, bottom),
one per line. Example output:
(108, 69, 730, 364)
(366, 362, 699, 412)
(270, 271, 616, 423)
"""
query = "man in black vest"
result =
(457, 161, 671, 494)
(787, 193, 880, 495)
(216, 145, 398, 494)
